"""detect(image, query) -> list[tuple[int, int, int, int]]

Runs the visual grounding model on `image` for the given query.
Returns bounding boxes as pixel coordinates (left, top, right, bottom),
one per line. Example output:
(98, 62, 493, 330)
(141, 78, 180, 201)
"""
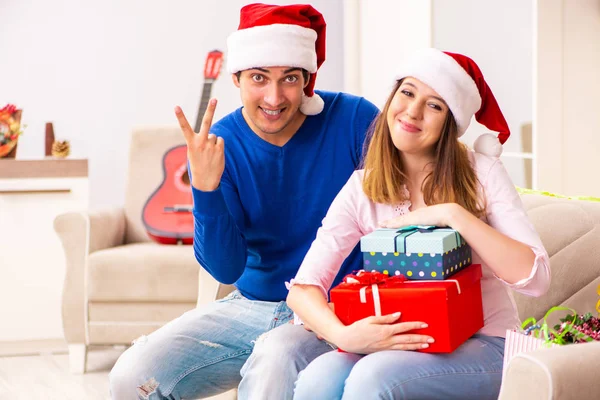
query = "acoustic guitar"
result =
(142, 50, 224, 244)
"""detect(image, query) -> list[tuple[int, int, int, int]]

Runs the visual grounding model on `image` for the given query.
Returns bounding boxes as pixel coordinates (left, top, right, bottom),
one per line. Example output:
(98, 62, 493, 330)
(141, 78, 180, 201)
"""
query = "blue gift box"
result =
(360, 225, 472, 280)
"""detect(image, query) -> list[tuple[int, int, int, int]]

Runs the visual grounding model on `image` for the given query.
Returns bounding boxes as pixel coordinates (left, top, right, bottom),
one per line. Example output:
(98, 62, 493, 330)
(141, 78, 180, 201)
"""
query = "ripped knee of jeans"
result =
(137, 377, 159, 399)
(197, 340, 223, 348)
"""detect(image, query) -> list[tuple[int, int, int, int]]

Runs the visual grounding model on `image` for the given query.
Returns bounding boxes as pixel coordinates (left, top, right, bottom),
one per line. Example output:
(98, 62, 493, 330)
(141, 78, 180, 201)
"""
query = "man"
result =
(109, 4, 379, 399)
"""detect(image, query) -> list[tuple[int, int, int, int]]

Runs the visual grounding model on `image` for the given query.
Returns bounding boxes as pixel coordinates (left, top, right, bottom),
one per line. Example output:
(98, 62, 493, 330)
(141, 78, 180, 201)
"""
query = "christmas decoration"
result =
(503, 305, 600, 376)
(51, 140, 70, 158)
(0, 104, 24, 158)
(551, 311, 600, 343)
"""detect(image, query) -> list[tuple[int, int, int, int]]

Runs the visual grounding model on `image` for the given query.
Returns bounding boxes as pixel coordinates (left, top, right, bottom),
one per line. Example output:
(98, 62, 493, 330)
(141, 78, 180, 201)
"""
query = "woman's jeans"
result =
(109, 290, 332, 399)
(293, 334, 505, 400)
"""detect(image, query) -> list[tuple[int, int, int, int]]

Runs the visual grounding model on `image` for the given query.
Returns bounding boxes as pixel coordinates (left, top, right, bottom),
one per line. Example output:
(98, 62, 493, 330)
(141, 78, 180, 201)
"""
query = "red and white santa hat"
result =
(395, 48, 510, 157)
(226, 3, 326, 116)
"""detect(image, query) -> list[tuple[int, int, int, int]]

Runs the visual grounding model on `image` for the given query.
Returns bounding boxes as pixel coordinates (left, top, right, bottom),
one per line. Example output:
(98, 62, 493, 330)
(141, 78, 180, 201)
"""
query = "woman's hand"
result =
(335, 312, 434, 354)
(379, 203, 462, 229)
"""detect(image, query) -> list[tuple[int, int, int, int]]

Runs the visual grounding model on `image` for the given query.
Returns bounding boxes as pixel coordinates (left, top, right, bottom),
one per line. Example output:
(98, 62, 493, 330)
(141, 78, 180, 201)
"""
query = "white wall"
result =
(0, 0, 345, 208)
(536, 0, 600, 197)
(354, 0, 433, 108)
(347, 0, 532, 188)
(432, 0, 533, 187)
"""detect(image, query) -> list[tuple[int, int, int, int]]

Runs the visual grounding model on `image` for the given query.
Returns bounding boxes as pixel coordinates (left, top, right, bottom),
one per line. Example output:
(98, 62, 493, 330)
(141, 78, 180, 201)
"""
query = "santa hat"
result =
(226, 3, 326, 116)
(395, 48, 510, 157)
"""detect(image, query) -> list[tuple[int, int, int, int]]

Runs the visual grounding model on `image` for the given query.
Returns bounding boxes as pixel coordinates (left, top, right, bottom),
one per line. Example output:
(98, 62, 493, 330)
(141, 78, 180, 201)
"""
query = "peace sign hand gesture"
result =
(174, 99, 224, 192)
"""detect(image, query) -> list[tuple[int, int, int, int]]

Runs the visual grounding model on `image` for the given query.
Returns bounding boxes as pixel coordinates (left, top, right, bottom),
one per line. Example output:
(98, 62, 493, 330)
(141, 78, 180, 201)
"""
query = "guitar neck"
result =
(194, 80, 215, 133)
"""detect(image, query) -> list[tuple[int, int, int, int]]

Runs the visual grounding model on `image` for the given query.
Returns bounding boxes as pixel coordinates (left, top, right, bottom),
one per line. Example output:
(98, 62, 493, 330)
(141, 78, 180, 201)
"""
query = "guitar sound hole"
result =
(181, 170, 190, 186)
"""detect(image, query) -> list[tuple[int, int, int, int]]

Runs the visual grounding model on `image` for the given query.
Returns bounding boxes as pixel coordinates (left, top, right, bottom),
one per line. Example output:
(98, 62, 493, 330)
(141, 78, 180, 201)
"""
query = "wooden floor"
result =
(0, 345, 122, 400)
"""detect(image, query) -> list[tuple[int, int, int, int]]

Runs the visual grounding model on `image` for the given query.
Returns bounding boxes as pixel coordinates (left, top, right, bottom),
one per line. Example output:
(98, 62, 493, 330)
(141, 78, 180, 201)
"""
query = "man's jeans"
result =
(293, 334, 506, 400)
(109, 290, 331, 399)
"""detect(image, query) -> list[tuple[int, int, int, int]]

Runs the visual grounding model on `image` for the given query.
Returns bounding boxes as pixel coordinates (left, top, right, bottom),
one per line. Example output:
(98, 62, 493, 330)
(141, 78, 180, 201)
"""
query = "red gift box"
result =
(330, 264, 484, 353)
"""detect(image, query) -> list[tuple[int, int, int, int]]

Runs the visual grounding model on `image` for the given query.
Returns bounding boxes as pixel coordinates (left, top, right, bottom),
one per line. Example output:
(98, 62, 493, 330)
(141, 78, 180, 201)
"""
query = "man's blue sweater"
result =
(191, 91, 379, 301)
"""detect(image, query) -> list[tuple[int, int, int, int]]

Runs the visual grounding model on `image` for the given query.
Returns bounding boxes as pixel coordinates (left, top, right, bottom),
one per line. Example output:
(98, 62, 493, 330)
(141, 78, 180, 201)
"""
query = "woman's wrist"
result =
(445, 203, 468, 229)
(324, 323, 349, 347)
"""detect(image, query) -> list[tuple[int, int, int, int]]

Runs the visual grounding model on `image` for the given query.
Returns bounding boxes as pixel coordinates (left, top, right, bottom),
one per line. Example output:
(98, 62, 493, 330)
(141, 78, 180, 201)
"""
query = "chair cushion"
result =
(87, 302, 197, 344)
(88, 243, 199, 302)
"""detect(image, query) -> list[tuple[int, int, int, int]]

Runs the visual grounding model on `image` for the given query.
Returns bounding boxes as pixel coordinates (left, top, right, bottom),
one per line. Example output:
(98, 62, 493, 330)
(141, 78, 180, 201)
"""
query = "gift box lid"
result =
(360, 225, 465, 254)
(332, 264, 482, 300)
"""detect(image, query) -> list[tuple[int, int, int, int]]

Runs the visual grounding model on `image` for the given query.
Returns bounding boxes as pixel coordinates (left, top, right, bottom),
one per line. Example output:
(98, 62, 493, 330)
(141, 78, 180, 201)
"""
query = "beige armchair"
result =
(54, 126, 234, 374)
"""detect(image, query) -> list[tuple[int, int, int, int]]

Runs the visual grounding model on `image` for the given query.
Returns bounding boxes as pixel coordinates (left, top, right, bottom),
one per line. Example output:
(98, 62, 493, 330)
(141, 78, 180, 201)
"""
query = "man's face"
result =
(233, 67, 308, 139)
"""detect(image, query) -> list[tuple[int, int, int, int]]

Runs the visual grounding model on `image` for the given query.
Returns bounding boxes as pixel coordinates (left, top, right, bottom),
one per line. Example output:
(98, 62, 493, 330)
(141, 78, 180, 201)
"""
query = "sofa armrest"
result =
(54, 208, 126, 344)
(499, 340, 600, 399)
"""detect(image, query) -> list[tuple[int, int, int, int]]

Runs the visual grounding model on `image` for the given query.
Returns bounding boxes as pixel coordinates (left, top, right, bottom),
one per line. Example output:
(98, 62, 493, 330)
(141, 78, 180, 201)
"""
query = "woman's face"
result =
(386, 77, 449, 157)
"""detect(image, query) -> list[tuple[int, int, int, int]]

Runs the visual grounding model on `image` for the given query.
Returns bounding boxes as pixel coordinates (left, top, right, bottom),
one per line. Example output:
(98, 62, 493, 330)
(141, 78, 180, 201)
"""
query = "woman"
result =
(286, 48, 551, 399)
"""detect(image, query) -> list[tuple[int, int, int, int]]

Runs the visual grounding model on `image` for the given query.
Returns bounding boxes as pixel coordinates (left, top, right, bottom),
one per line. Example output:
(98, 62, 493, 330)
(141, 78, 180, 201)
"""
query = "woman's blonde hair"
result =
(361, 80, 486, 218)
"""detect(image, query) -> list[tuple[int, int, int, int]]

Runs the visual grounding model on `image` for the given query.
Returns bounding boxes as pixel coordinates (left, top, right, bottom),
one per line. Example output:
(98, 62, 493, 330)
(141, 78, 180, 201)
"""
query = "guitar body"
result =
(142, 50, 223, 245)
(142, 145, 194, 244)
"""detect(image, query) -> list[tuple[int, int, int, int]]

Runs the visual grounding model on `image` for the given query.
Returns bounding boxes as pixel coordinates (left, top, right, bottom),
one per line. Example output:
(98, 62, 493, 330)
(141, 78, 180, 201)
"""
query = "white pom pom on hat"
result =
(226, 3, 327, 116)
(473, 133, 504, 158)
(395, 48, 510, 157)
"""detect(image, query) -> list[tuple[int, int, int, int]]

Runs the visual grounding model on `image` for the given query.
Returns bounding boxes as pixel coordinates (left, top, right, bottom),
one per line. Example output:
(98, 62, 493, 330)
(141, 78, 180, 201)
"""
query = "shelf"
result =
(0, 158, 88, 179)
(0, 189, 72, 195)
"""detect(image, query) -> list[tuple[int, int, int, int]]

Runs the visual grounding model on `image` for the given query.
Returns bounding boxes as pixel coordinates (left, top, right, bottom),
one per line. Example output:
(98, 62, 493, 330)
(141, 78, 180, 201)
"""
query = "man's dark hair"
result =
(235, 69, 309, 84)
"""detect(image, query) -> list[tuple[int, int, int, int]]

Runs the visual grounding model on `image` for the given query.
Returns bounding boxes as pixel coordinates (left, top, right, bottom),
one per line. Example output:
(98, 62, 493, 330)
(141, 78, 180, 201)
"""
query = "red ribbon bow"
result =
(340, 270, 407, 288)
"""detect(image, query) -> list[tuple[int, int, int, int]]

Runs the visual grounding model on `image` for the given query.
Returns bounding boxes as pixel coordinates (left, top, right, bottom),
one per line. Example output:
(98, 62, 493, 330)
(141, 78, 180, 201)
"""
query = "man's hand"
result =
(336, 312, 434, 354)
(175, 99, 224, 192)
